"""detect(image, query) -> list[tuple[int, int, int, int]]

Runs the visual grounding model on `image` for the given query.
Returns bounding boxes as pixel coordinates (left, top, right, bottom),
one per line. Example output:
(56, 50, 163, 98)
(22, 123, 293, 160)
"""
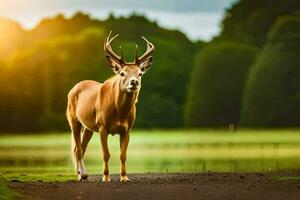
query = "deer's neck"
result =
(114, 78, 139, 117)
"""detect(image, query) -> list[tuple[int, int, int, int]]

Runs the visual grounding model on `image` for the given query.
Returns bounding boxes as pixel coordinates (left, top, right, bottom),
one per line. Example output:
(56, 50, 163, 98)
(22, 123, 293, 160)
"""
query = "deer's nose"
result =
(130, 79, 139, 86)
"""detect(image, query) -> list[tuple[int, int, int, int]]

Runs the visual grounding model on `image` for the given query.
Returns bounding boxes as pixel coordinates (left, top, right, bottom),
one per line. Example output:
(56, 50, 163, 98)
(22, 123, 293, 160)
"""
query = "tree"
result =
(215, 0, 300, 47)
(185, 42, 257, 127)
(240, 14, 300, 126)
(0, 18, 25, 60)
(0, 13, 199, 131)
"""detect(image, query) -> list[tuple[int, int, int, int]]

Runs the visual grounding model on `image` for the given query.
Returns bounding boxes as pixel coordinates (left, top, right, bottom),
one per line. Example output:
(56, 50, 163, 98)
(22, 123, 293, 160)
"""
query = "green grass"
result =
(0, 129, 300, 182)
(0, 179, 19, 200)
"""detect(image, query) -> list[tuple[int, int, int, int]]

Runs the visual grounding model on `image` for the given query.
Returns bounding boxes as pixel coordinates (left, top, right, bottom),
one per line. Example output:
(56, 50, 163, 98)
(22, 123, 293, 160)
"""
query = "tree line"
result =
(0, 0, 300, 132)
(0, 13, 199, 131)
(185, 0, 300, 127)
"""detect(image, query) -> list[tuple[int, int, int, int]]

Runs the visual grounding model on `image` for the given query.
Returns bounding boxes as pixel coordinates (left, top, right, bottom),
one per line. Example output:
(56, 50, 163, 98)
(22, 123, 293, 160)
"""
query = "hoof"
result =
(120, 176, 131, 182)
(78, 178, 88, 182)
(102, 175, 111, 182)
(78, 173, 88, 182)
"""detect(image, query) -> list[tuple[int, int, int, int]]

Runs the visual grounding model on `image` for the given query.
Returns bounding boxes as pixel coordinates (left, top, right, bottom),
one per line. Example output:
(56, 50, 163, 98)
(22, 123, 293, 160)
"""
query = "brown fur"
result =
(67, 76, 138, 134)
(67, 69, 140, 182)
(67, 31, 154, 182)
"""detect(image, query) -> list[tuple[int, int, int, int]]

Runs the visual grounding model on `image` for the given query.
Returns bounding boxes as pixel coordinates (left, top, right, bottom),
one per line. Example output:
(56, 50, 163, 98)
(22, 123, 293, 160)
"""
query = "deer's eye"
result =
(120, 72, 125, 77)
(139, 73, 143, 77)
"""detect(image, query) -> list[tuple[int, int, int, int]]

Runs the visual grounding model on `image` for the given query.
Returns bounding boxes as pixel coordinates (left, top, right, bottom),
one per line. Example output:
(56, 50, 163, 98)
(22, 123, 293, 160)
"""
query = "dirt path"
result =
(9, 173, 300, 200)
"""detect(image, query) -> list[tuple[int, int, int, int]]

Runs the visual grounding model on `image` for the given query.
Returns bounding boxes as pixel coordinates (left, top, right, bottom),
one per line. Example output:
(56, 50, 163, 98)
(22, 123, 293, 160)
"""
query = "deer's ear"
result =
(105, 56, 122, 73)
(140, 56, 153, 73)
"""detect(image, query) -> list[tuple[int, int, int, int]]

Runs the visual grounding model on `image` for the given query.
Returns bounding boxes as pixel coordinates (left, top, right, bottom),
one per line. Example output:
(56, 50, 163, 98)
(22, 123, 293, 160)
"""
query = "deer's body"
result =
(66, 31, 154, 182)
(68, 78, 137, 134)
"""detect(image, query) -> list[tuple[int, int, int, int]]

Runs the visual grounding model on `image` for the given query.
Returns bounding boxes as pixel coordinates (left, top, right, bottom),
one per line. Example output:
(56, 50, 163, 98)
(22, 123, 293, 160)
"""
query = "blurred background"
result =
(1, 0, 300, 180)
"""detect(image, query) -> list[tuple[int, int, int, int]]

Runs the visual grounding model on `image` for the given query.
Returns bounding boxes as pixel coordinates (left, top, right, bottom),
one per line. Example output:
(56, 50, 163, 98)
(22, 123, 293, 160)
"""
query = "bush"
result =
(216, 0, 300, 47)
(240, 14, 300, 126)
(185, 42, 257, 127)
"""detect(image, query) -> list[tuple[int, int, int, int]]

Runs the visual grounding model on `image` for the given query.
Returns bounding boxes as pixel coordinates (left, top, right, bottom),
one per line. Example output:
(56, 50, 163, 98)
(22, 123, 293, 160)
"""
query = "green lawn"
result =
(0, 129, 300, 182)
(0, 179, 19, 200)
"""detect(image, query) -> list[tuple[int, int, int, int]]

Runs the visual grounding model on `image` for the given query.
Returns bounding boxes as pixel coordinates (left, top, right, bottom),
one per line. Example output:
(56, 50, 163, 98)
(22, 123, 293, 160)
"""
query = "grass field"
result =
(1, 129, 300, 181)
(0, 180, 11, 200)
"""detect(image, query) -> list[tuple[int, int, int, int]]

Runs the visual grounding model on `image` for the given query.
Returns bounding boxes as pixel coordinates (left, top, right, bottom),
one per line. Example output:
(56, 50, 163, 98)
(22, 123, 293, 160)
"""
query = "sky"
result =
(0, 0, 237, 41)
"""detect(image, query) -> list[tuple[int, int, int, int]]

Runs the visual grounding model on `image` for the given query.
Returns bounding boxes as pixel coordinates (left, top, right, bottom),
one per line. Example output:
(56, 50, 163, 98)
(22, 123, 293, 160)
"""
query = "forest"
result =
(0, 0, 300, 132)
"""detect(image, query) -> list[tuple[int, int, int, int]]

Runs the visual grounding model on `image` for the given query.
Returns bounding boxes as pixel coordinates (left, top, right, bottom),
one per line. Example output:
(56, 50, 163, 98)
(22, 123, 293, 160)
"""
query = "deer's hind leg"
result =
(82, 128, 93, 157)
(70, 119, 88, 181)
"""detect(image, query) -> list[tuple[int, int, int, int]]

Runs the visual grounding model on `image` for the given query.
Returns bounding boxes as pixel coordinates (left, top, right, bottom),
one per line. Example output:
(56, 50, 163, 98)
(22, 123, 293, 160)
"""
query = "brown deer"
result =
(66, 31, 154, 182)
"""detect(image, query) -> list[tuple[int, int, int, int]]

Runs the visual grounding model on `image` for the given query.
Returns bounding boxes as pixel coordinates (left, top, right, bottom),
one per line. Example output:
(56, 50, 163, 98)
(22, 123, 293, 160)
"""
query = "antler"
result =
(104, 31, 124, 64)
(135, 36, 155, 65)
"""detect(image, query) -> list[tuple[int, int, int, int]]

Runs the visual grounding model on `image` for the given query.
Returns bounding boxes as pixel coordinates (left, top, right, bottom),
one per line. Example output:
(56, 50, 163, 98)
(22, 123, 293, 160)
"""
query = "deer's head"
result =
(104, 31, 155, 93)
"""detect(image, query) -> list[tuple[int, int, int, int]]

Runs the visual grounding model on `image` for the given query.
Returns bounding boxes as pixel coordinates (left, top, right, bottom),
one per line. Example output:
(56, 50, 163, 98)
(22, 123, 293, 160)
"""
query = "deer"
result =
(66, 31, 154, 182)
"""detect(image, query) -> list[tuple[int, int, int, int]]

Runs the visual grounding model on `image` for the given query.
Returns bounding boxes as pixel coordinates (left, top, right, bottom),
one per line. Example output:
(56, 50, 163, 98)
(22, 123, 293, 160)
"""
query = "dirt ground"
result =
(9, 173, 300, 200)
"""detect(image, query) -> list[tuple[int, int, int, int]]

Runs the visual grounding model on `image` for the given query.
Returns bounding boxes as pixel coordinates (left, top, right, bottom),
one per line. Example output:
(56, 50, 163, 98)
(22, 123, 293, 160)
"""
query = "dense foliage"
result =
(1, 0, 300, 131)
(240, 14, 300, 126)
(0, 13, 198, 131)
(184, 0, 300, 127)
(215, 0, 300, 47)
(185, 43, 257, 127)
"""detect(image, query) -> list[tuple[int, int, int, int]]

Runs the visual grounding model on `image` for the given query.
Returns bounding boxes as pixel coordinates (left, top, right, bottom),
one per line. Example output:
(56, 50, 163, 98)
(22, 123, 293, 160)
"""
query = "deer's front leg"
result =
(100, 129, 111, 182)
(120, 132, 130, 182)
